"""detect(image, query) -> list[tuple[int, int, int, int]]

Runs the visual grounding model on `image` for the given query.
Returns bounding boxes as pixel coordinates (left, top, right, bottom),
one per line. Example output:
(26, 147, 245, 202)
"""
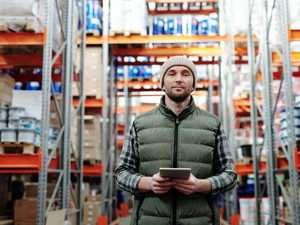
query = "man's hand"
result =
(150, 173, 175, 194)
(173, 174, 212, 195)
(138, 173, 175, 194)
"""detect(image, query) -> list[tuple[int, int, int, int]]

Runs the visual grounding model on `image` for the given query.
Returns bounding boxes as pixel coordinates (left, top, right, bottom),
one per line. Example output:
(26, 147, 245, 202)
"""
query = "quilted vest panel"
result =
(131, 105, 220, 225)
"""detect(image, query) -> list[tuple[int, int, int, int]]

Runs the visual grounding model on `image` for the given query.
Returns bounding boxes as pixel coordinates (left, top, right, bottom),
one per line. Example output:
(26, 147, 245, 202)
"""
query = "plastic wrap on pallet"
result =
(110, 0, 124, 34)
(110, 0, 147, 35)
(0, 0, 39, 31)
(123, 0, 147, 35)
(0, 0, 64, 51)
(226, 0, 261, 37)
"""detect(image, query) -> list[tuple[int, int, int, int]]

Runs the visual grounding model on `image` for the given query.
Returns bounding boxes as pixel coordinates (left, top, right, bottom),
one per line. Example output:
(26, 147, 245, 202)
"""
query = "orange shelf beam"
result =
(83, 163, 103, 176)
(87, 34, 228, 45)
(0, 151, 42, 174)
(73, 98, 103, 108)
(235, 162, 267, 176)
(112, 46, 222, 57)
(235, 151, 300, 176)
(289, 29, 300, 41)
(0, 54, 62, 68)
(272, 52, 300, 66)
(0, 32, 44, 46)
(11, 73, 79, 83)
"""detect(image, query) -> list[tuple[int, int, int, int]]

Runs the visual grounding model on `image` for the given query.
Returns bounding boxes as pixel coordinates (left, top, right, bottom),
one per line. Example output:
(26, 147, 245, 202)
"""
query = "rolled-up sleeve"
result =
(114, 123, 142, 194)
(207, 124, 237, 194)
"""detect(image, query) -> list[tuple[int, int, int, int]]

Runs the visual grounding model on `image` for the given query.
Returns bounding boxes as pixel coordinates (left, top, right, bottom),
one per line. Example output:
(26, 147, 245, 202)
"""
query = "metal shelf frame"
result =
(36, 0, 86, 224)
(244, 0, 300, 224)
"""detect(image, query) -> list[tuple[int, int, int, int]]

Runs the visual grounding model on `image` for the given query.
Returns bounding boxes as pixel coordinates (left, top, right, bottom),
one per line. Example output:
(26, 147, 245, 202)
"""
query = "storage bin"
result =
(8, 107, 26, 120)
(18, 129, 36, 144)
(1, 128, 17, 142)
(0, 107, 7, 120)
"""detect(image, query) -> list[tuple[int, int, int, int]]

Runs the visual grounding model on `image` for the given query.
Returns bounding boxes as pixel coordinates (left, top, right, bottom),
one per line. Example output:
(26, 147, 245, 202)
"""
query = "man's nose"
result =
(174, 73, 183, 81)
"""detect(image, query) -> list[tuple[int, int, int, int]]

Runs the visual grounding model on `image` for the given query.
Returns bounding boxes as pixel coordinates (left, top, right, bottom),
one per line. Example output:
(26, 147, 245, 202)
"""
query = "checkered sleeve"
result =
(207, 124, 237, 194)
(114, 123, 142, 194)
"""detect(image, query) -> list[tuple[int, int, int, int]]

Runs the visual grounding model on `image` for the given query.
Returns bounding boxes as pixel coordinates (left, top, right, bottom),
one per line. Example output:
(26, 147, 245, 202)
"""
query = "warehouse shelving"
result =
(84, 29, 300, 45)
(228, 1, 300, 224)
(12, 0, 295, 224)
(0, 1, 87, 225)
(0, 32, 44, 46)
(0, 54, 62, 68)
(0, 151, 103, 176)
(235, 151, 300, 176)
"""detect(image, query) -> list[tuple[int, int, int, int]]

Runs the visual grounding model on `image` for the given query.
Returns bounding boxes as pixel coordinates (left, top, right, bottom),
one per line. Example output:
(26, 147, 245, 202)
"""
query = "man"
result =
(115, 56, 237, 225)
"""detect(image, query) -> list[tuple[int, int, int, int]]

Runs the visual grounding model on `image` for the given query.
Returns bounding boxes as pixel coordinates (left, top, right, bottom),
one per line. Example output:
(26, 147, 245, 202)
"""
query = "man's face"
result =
(163, 65, 194, 102)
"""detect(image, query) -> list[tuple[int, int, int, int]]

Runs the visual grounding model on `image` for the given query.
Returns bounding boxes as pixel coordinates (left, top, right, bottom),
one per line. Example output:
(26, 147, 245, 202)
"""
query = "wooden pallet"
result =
(86, 30, 101, 36)
(0, 21, 36, 32)
(109, 30, 147, 36)
(0, 143, 37, 154)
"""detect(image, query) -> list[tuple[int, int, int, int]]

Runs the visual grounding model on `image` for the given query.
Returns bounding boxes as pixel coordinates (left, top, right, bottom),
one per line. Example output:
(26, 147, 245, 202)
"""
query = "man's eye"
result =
(167, 71, 176, 76)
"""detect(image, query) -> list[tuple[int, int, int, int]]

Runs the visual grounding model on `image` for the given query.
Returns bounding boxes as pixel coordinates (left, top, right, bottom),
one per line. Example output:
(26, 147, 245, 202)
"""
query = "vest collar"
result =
(158, 95, 196, 121)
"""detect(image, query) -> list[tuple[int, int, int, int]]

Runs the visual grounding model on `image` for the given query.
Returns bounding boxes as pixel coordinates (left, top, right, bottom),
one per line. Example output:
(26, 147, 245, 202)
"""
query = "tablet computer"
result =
(159, 167, 191, 179)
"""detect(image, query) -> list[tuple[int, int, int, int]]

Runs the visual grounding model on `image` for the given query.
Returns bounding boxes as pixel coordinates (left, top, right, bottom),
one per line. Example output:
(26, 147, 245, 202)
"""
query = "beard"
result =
(165, 88, 191, 102)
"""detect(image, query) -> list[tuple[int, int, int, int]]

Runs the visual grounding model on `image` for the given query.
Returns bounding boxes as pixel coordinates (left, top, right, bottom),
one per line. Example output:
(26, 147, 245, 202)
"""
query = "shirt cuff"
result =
(207, 177, 220, 195)
(132, 174, 143, 195)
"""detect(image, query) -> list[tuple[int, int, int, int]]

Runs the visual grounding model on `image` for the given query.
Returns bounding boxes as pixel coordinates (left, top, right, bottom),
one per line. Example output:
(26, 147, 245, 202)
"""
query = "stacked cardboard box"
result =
(73, 116, 101, 161)
(14, 199, 37, 225)
(83, 195, 101, 225)
(14, 183, 57, 225)
(24, 183, 56, 199)
(84, 116, 101, 161)
(73, 47, 102, 98)
(0, 74, 15, 106)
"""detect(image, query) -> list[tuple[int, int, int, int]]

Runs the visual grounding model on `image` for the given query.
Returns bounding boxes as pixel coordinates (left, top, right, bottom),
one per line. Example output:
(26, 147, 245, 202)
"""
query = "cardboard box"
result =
(83, 201, 101, 225)
(14, 199, 37, 225)
(24, 183, 56, 199)
(73, 116, 101, 161)
(0, 75, 15, 106)
(74, 48, 102, 98)
(86, 195, 101, 202)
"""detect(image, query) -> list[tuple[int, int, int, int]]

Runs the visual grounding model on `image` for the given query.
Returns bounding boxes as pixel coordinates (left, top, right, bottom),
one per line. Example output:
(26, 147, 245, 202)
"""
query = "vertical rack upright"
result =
(36, 0, 86, 224)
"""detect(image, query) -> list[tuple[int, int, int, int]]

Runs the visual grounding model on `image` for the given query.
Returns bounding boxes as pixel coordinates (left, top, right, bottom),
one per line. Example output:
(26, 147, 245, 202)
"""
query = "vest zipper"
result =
(171, 118, 179, 225)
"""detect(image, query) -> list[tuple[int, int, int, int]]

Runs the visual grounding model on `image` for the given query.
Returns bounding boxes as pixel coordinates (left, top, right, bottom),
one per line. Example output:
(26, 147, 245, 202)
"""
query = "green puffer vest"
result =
(131, 97, 221, 225)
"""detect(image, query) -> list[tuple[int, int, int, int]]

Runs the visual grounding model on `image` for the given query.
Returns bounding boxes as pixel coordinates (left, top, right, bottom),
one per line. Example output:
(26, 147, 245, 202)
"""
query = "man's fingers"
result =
(158, 181, 175, 187)
(174, 186, 192, 195)
(153, 181, 174, 188)
(173, 179, 192, 185)
(174, 183, 192, 190)
(154, 176, 171, 183)
(153, 187, 171, 194)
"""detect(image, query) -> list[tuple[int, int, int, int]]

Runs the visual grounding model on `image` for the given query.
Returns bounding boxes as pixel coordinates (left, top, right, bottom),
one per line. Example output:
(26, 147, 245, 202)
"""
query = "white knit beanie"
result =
(160, 56, 197, 89)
